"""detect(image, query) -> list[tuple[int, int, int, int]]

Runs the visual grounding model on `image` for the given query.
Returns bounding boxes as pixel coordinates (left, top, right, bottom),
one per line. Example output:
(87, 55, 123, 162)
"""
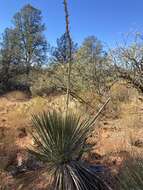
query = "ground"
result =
(0, 81, 143, 189)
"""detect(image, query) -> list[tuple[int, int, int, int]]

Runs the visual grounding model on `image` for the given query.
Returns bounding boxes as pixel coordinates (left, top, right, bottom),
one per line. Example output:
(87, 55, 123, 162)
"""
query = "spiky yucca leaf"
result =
(29, 111, 112, 190)
(29, 111, 92, 169)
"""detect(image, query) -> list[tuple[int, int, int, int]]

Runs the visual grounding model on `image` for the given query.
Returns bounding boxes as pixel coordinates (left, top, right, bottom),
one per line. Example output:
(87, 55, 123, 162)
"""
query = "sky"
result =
(0, 0, 143, 48)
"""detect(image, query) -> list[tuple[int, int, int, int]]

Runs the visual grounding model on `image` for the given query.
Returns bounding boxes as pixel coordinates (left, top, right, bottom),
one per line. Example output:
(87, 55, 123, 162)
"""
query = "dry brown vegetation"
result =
(0, 80, 143, 189)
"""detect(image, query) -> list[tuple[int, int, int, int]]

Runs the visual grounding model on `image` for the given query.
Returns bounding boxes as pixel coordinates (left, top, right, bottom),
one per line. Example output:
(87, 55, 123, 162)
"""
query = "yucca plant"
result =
(29, 111, 112, 190)
(117, 156, 143, 190)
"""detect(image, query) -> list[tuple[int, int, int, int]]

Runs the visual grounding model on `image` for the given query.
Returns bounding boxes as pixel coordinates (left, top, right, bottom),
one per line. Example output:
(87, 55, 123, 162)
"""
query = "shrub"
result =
(104, 81, 131, 119)
(117, 155, 143, 190)
(29, 111, 112, 190)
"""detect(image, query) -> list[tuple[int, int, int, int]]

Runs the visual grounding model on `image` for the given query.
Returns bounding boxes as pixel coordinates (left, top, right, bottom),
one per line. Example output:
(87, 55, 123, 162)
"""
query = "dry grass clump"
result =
(3, 90, 31, 101)
(103, 81, 139, 119)
(110, 82, 131, 103)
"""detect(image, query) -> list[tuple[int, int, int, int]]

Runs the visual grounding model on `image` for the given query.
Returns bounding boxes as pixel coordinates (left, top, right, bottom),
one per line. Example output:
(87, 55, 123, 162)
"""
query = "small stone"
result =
(26, 154, 44, 170)
(103, 122, 109, 125)
(138, 96, 143, 101)
(1, 118, 7, 122)
(17, 128, 27, 138)
(8, 165, 27, 177)
(134, 139, 143, 148)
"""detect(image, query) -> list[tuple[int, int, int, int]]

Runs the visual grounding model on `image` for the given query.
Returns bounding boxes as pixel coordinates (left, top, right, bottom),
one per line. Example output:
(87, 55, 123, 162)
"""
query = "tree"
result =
(50, 35, 112, 96)
(111, 32, 143, 92)
(76, 36, 110, 94)
(13, 4, 47, 75)
(0, 28, 21, 84)
(52, 32, 77, 64)
(78, 36, 103, 63)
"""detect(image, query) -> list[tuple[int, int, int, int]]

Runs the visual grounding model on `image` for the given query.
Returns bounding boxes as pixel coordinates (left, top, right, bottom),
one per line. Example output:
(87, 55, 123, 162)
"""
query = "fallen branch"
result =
(90, 97, 111, 126)
(60, 86, 95, 110)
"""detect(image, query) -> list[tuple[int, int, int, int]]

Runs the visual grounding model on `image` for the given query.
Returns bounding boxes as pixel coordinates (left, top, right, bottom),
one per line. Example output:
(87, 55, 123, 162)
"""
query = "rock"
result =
(138, 96, 143, 101)
(89, 165, 105, 173)
(0, 127, 5, 138)
(26, 155, 44, 170)
(7, 154, 44, 176)
(103, 122, 109, 125)
(90, 152, 102, 160)
(8, 165, 27, 177)
(134, 139, 143, 148)
(1, 118, 7, 122)
(17, 127, 27, 138)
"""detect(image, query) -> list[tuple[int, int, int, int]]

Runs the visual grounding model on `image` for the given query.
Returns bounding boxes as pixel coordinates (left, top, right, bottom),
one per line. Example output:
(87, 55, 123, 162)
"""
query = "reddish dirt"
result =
(0, 88, 143, 189)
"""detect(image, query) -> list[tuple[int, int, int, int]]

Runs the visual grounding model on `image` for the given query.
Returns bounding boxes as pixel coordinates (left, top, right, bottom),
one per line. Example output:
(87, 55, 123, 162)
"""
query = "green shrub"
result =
(29, 111, 112, 190)
(117, 156, 143, 190)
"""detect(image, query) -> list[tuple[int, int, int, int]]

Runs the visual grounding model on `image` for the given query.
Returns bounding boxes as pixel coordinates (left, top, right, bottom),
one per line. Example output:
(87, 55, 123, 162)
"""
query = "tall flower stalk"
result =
(63, 0, 72, 111)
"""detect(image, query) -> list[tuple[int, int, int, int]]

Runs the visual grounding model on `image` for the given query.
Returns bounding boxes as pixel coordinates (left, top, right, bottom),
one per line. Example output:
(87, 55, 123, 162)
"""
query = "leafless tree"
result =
(111, 32, 143, 92)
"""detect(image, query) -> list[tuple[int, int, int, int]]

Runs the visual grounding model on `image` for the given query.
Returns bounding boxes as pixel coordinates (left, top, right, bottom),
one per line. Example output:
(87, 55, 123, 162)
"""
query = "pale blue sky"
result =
(0, 0, 143, 47)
